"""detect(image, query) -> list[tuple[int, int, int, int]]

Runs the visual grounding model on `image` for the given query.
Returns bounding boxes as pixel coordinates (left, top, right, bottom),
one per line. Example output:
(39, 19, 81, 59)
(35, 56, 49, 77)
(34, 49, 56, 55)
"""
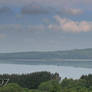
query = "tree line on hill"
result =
(0, 71, 92, 92)
(0, 71, 60, 89)
(1, 48, 92, 59)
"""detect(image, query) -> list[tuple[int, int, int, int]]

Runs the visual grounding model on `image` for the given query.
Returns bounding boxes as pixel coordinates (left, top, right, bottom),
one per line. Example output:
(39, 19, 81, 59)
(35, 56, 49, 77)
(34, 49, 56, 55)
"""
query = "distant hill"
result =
(0, 48, 92, 59)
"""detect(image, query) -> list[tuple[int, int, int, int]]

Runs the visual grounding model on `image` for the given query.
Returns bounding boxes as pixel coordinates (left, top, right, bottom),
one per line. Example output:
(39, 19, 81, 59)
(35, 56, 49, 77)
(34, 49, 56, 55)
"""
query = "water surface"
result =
(0, 63, 92, 79)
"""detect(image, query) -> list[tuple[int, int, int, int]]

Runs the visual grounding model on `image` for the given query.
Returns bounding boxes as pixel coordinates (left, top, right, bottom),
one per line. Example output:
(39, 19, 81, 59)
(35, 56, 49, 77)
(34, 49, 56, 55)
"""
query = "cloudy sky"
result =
(0, 0, 92, 52)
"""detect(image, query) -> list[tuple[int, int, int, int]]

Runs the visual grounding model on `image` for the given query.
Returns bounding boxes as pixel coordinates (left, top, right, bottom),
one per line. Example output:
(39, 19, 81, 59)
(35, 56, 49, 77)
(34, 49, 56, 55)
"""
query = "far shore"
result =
(14, 59, 92, 62)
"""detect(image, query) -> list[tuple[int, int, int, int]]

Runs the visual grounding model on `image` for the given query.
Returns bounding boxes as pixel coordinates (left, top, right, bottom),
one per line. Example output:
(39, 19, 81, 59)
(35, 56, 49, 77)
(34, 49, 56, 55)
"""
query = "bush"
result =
(0, 83, 27, 92)
(39, 80, 61, 92)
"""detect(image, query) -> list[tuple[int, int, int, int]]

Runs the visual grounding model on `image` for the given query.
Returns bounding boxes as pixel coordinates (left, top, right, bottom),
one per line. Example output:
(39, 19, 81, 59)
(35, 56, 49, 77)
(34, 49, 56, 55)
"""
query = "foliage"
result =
(0, 72, 92, 92)
(0, 71, 60, 89)
(0, 83, 26, 92)
(39, 80, 61, 92)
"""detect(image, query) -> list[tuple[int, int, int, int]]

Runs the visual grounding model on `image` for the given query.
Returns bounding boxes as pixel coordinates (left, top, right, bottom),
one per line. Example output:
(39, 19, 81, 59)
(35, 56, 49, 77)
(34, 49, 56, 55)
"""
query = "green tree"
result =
(0, 83, 27, 92)
(39, 80, 61, 92)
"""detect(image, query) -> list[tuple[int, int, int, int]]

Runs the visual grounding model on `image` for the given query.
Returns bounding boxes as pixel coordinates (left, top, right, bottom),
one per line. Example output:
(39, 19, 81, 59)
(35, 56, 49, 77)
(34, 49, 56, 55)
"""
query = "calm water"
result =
(0, 59, 92, 79)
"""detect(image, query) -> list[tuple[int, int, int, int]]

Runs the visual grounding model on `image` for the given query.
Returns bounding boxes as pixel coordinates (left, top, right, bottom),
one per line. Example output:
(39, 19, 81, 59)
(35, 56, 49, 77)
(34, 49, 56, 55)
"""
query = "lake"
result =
(0, 59, 92, 79)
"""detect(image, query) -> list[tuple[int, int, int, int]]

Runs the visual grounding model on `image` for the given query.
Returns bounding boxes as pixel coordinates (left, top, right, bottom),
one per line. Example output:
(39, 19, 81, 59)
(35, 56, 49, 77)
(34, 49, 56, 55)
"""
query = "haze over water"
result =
(1, 59, 92, 79)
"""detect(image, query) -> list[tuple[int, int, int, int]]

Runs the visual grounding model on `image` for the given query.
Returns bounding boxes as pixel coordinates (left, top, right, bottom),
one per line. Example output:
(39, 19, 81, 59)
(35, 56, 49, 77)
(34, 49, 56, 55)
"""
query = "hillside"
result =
(0, 48, 92, 60)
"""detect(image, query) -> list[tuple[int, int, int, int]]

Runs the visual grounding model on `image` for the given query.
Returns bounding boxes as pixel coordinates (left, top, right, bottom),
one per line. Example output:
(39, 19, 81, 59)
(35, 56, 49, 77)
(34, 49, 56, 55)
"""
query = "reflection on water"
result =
(0, 59, 92, 68)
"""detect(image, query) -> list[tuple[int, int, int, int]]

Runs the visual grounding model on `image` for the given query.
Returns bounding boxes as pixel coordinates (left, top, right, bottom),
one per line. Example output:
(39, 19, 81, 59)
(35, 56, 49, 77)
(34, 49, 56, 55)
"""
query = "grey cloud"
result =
(0, 34, 6, 39)
(0, 0, 91, 6)
(21, 3, 83, 16)
(0, 24, 47, 32)
(0, 7, 12, 14)
(21, 4, 54, 15)
(0, 0, 91, 10)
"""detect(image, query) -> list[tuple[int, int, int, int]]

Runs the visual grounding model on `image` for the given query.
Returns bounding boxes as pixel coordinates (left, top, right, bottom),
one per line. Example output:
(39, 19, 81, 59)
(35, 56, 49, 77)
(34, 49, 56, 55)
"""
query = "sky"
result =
(0, 0, 92, 52)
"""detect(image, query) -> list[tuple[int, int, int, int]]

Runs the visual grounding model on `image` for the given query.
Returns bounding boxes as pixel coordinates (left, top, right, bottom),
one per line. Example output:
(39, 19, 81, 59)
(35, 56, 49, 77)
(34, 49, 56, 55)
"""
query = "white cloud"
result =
(49, 15, 92, 32)
(64, 8, 83, 16)
(0, 16, 92, 33)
